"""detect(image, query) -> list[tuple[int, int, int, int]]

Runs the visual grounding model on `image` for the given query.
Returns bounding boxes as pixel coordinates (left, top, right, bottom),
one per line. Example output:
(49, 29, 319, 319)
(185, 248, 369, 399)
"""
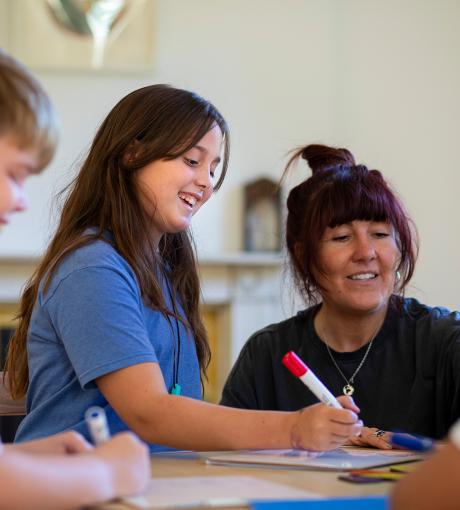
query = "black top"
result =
(220, 298, 460, 439)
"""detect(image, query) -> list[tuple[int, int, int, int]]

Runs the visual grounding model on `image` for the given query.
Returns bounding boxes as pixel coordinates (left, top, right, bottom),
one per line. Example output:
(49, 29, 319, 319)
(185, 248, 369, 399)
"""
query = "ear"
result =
(123, 139, 143, 165)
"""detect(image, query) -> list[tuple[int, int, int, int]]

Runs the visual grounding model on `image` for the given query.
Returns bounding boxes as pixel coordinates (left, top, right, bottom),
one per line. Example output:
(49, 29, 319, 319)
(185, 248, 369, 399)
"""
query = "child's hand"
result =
(93, 432, 150, 497)
(290, 396, 362, 451)
(11, 430, 92, 455)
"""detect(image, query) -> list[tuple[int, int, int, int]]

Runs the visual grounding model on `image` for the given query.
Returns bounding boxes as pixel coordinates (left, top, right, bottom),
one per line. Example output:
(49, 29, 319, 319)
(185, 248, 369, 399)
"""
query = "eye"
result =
(184, 157, 199, 167)
(8, 172, 22, 185)
(210, 160, 222, 181)
(331, 235, 350, 242)
(372, 228, 391, 238)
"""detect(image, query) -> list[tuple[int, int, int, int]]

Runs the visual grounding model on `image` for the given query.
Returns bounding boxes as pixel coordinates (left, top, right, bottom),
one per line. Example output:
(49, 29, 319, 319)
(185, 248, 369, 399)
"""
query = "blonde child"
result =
(0, 49, 149, 510)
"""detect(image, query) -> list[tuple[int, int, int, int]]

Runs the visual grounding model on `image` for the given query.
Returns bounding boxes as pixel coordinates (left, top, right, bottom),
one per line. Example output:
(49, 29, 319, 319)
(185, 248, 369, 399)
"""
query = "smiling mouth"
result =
(347, 273, 377, 281)
(178, 192, 197, 208)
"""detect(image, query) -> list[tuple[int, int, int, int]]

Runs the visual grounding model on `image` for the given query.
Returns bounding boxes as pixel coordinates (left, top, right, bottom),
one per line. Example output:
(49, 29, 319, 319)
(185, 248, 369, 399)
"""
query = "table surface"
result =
(89, 449, 402, 510)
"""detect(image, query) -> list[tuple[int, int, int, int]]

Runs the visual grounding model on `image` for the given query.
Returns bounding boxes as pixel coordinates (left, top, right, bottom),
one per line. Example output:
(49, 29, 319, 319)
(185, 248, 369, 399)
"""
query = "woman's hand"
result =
(346, 426, 392, 449)
(8, 430, 92, 455)
(290, 395, 362, 451)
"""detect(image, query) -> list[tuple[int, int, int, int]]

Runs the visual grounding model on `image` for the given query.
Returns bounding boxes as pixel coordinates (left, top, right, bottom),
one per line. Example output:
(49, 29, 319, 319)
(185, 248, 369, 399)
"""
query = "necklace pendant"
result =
(343, 384, 354, 396)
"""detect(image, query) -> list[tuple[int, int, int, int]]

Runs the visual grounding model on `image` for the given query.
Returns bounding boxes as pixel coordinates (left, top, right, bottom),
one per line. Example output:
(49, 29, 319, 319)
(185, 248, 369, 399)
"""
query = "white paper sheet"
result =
(205, 447, 423, 471)
(122, 475, 319, 509)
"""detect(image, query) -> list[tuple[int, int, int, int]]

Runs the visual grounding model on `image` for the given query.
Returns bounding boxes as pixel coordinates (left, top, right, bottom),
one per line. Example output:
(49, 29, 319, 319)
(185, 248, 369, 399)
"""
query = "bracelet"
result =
(449, 419, 460, 450)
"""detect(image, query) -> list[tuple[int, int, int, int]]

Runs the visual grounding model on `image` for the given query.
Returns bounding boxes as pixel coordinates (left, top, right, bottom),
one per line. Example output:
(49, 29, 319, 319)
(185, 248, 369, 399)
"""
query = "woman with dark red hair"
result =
(221, 143, 460, 449)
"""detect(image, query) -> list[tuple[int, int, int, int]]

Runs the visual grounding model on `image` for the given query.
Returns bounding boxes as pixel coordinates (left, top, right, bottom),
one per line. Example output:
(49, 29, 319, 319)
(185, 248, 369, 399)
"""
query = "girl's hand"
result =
(290, 395, 362, 451)
(10, 430, 93, 455)
(93, 432, 150, 497)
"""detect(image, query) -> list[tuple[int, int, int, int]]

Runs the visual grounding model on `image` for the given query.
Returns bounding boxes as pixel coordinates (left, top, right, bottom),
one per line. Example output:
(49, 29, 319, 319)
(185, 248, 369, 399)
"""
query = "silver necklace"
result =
(323, 332, 377, 396)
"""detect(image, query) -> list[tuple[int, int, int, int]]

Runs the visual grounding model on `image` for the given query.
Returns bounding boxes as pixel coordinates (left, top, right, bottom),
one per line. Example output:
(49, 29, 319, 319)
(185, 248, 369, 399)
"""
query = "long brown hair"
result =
(283, 144, 417, 305)
(6, 84, 230, 399)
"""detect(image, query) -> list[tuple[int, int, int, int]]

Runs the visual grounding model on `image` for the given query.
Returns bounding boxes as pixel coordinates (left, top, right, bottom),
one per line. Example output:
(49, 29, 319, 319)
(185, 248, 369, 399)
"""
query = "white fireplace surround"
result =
(0, 253, 287, 392)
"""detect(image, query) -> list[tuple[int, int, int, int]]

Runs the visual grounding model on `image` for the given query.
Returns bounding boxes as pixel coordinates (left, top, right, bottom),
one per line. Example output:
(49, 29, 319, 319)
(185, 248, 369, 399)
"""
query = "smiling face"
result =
(135, 124, 223, 246)
(315, 220, 400, 316)
(0, 136, 39, 226)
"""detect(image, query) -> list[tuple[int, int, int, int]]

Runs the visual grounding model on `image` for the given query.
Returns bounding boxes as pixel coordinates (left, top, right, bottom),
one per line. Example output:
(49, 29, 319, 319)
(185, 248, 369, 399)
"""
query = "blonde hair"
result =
(0, 50, 58, 170)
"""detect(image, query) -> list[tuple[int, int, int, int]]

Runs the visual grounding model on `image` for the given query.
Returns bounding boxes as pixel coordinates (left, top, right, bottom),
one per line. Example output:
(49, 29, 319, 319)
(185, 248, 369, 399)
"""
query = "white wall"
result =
(329, 0, 460, 309)
(1, 0, 460, 310)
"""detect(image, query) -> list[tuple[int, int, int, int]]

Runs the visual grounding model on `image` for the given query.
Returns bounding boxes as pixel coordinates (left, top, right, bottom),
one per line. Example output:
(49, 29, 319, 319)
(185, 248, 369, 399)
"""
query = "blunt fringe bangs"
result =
(285, 153, 418, 305)
(312, 167, 404, 232)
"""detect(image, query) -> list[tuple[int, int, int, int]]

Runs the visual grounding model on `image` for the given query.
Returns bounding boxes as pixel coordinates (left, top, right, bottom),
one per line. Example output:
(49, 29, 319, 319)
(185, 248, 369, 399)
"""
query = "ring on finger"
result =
(373, 429, 385, 438)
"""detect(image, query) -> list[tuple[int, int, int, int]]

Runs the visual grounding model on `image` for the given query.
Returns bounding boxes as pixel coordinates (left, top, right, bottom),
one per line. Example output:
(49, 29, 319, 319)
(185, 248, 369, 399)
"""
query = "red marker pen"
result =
(282, 351, 342, 409)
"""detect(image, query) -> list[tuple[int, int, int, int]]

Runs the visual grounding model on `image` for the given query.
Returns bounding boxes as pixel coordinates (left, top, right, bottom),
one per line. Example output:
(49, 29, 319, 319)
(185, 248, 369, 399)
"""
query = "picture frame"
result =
(4, 0, 154, 72)
(243, 177, 282, 252)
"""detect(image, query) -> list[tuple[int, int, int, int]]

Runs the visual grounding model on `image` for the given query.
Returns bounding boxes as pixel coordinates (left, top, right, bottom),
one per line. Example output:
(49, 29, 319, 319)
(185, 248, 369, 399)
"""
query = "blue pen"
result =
(390, 432, 435, 452)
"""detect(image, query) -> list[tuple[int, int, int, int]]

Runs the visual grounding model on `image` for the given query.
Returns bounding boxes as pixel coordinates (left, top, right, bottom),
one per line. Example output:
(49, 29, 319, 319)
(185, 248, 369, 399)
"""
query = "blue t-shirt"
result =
(15, 237, 202, 452)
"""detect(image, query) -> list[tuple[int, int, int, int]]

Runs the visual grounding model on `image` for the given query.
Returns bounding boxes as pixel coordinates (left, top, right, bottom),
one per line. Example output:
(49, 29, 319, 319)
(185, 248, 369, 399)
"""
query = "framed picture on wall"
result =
(4, 0, 154, 72)
(243, 177, 282, 252)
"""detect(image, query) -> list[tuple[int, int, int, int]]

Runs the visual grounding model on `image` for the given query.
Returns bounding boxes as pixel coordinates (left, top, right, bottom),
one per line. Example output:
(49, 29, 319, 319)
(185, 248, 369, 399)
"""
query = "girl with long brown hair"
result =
(6, 87, 361, 452)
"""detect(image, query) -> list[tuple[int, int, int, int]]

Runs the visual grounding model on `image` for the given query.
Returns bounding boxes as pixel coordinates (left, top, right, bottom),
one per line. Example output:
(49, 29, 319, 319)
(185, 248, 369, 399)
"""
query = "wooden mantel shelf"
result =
(0, 252, 284, 267)
(0, 253, 285, 304)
